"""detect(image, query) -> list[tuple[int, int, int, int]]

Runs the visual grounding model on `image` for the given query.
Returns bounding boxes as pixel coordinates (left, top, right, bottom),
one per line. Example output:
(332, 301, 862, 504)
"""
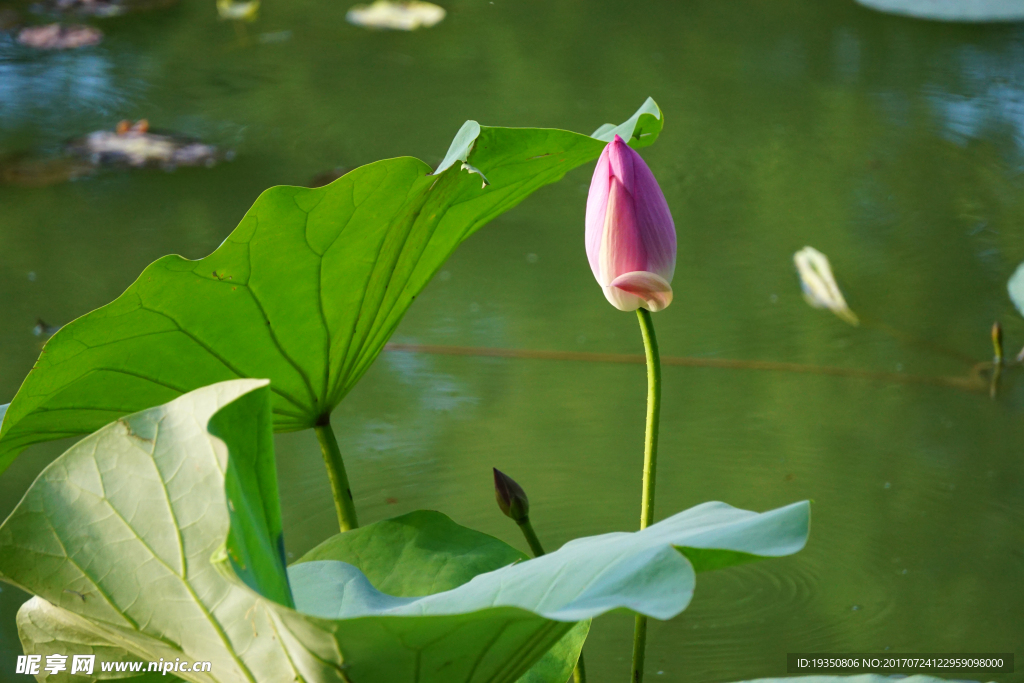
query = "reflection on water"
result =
(339, 350, 479, 460)
(0, 39, 144, 136)
(928, 41, 1024, 146)
(1, 0, 1024, 681)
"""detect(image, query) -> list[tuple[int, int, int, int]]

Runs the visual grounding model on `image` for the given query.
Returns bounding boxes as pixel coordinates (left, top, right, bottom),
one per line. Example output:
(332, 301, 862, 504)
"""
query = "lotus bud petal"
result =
(493, 468, 529, 523)
(586, 135, 676, 312)
(793, 246, 859, 326)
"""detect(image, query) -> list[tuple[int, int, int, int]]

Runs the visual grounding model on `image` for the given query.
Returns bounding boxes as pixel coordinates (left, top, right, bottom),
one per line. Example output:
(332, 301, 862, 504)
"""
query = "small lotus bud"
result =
(493, 468, 529, 523)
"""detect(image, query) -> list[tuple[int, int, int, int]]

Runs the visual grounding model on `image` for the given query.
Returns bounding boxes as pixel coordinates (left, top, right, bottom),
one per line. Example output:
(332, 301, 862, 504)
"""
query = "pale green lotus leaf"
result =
(17, 598, 185, 682)
(2, 380, 808, 683)
(0, 99, 664, 474)
(292, 508, 589, 682)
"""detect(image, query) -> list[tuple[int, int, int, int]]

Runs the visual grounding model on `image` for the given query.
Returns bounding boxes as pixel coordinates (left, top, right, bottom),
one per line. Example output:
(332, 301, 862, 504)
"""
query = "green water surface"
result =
(1, 0, 1023, 681)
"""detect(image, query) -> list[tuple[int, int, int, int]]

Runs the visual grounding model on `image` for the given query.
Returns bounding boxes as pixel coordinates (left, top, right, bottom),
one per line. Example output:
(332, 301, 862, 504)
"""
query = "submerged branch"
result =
(383, 343, 990, 393)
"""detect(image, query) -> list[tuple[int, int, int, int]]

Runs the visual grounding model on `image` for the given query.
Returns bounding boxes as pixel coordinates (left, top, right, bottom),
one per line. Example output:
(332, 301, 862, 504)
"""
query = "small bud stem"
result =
(517, 518, 547, 558)
(514, 518, 586, 682)
(314, 420, 359, 533)
(631, 307, 662, 683)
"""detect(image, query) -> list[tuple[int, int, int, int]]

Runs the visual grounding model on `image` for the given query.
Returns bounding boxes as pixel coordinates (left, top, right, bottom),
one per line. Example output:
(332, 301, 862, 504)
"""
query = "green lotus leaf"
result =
(293, 511, 590, 683)
(0, 98, 664, 473)
(1, 380, 809, 682)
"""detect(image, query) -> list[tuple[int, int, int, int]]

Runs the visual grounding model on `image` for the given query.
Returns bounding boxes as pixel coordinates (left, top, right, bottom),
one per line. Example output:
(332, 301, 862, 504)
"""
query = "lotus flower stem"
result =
(631, 307, 661, 683)
(314, 420, 359, 532)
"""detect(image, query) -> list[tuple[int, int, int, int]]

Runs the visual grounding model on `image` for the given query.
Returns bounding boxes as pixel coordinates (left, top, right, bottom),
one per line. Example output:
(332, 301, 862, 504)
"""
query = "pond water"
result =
(2, 0, 1024, 681)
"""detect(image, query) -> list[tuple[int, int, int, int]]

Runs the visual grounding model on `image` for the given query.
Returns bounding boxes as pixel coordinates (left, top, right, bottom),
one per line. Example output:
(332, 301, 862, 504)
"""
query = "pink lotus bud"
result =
(585, 135, 676, 312)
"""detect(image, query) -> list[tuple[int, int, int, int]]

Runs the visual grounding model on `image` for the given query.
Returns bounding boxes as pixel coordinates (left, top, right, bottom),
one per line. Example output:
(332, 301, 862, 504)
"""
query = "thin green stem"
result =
(631, 615, 648, 683)
(314, 420, 359, 533)
(517, 519, 546, 558)
(515, 518, 586, 683)
(635, 308, 662, 530)
(630, 307, 661, 683)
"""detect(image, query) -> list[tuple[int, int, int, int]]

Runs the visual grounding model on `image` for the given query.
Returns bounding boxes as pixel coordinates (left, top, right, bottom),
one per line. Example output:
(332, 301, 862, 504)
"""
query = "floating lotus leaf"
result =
(346, 0, 445, 30)
(17, 24, 102, 50)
